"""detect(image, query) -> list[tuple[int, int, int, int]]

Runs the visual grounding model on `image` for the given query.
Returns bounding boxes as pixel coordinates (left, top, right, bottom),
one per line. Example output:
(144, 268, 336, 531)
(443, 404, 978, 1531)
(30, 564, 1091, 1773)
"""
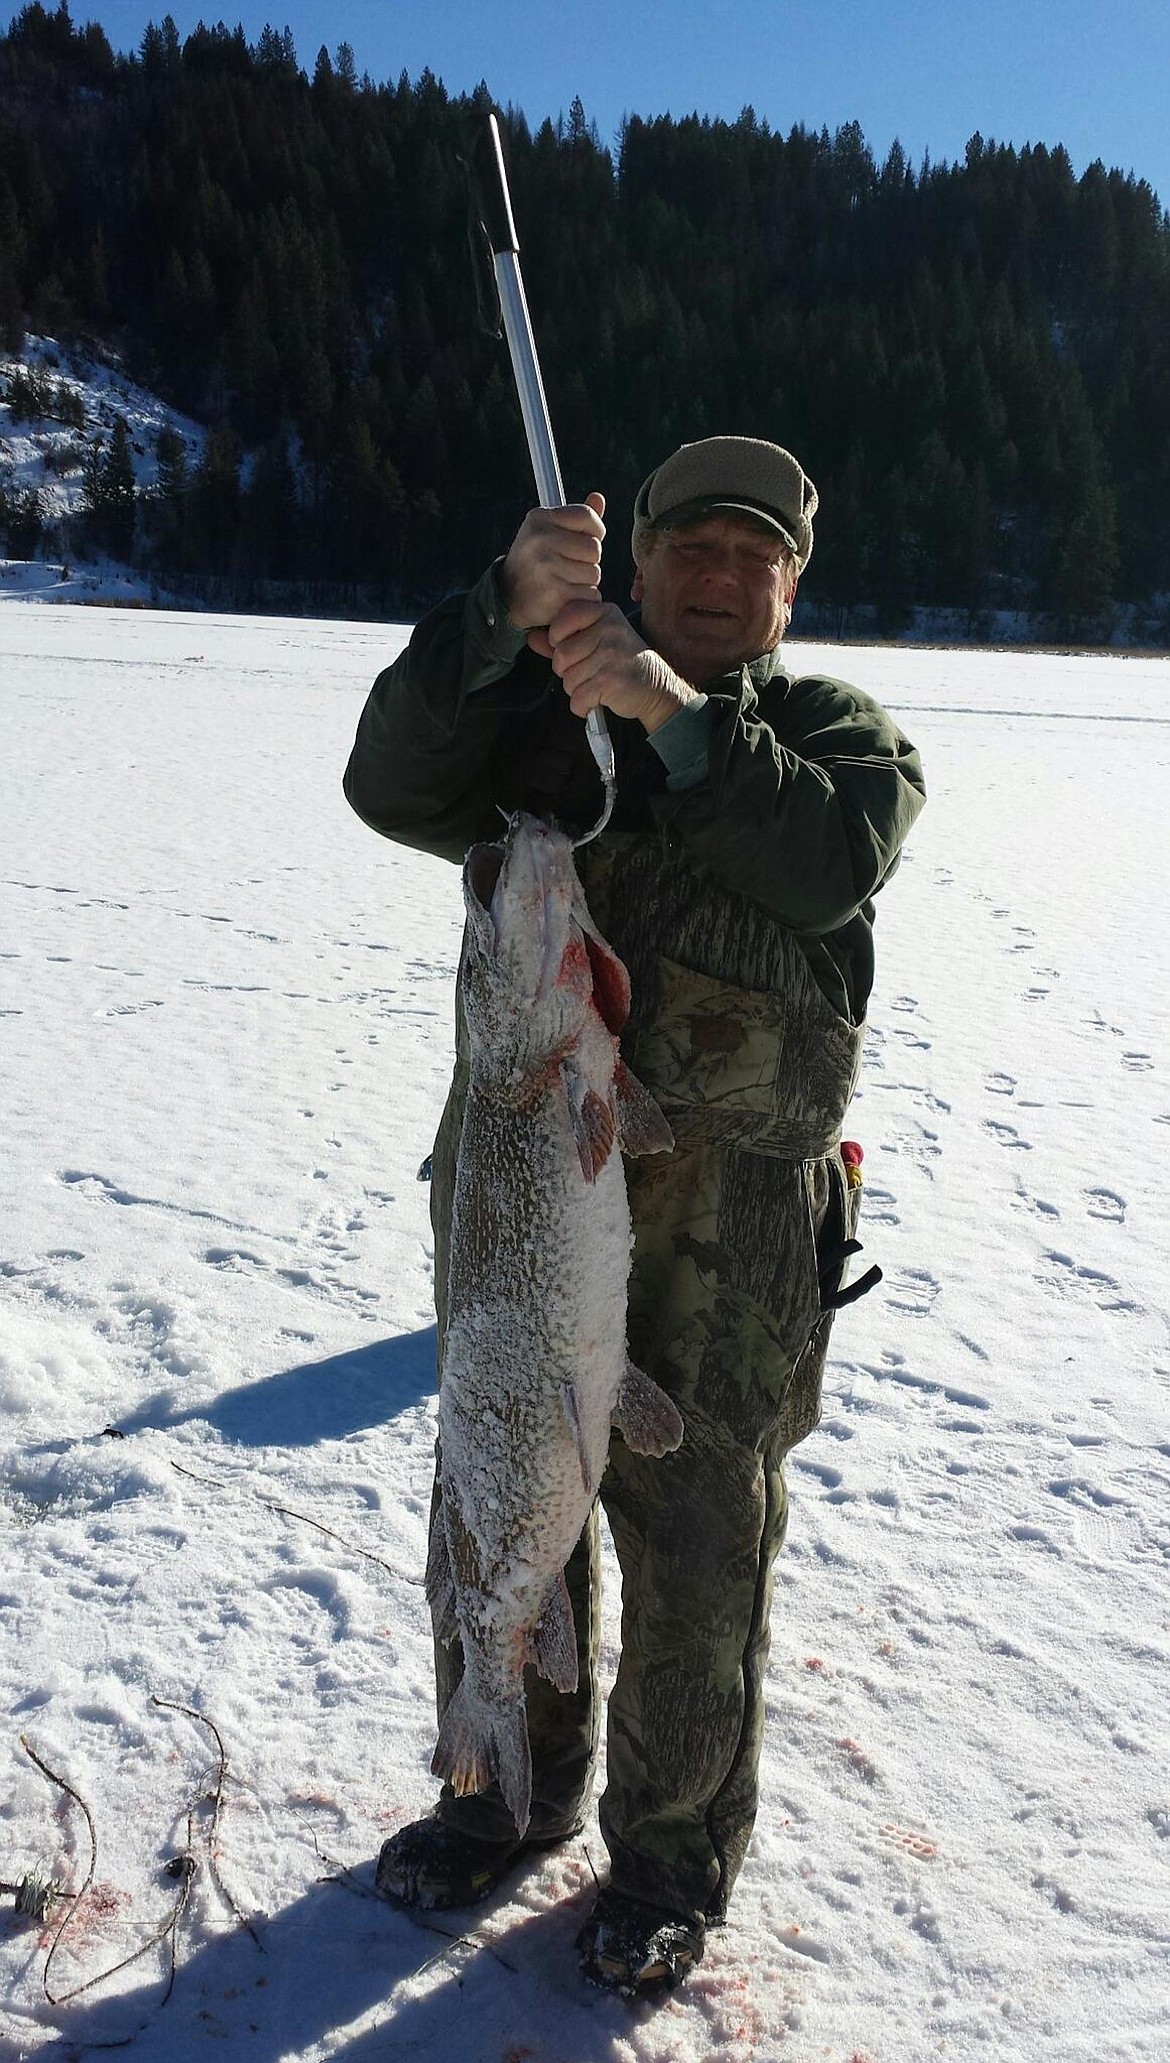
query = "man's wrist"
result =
(646, 692, 712, 790)
(475, 559, 531, 656)
(640, 665, 704, 734)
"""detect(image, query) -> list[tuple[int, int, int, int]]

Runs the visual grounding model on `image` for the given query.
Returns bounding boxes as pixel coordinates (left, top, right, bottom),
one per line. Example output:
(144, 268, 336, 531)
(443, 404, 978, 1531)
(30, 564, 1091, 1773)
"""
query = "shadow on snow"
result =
(115, 1328, 439, 1448)
(21, 1853, 640, 2063)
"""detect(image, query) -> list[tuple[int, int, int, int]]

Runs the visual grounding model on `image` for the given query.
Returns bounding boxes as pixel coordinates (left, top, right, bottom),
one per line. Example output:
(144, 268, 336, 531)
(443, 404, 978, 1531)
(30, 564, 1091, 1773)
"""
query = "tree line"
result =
(2, 2, 1169, 633)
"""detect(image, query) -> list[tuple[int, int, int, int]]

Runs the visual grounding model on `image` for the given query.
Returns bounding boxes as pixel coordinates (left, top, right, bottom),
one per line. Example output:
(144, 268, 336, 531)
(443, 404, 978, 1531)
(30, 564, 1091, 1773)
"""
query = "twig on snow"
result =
(21, 1697, 262, 2020)
(151, 1697, 263, 1948)
(167, 1457, 227, 1489)
(288, 1805, 378, 1900)
(20, 1735, 97, 2006)
(406, 1911, 520, 1977)
(22, 1731, 199, 2011)
(166, 1459, 423, 1584)
(259, 1495, 421, 1583)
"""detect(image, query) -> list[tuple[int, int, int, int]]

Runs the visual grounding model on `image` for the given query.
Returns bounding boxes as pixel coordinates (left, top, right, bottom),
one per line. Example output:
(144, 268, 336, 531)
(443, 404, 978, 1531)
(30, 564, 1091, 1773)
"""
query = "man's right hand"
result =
(500, 491, 606, 632)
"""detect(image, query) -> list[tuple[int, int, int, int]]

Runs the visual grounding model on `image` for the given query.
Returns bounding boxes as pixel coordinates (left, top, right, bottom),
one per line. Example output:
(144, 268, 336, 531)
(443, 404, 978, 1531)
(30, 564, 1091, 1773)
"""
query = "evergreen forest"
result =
(2, 2, 1169, 633)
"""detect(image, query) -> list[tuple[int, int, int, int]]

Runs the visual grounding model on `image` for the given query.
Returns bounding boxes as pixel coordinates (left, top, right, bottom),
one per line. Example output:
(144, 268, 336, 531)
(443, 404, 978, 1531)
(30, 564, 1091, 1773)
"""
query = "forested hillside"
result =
(2, 2, 1169, 632)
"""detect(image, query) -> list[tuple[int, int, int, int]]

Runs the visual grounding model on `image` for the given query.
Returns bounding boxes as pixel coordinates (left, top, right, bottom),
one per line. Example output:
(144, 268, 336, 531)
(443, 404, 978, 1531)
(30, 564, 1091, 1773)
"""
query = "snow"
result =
(1, 601, 1168, 2060)
(1, 334, 204, 609)
(1, 334, 205, 522)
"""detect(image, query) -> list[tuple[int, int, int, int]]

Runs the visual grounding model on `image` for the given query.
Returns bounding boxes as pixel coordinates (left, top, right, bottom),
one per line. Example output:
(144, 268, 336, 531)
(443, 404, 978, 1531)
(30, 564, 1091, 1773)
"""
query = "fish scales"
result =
(428, 812, 682, 1834)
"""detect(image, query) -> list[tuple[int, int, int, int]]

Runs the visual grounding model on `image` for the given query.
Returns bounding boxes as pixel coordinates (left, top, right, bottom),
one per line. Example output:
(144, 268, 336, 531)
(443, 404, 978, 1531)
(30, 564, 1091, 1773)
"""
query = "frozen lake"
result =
(2, 603, 1168, 2060)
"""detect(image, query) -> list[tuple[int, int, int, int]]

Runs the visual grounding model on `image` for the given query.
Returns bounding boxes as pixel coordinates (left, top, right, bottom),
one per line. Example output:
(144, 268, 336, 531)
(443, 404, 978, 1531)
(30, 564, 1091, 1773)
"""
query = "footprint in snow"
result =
(200, 1246, 378, 1310)
(1010, 1523, 1062, 1555)
(1047, 1476, 1131, 1561)
(1122, 1051, 1153, 1072)
(984, 1118, 1032, 1149)
(1011, 1180, 1060, 1220)
(868, 1353, 990, 1412)
(880, 1822, 939, 1860)
(1037, 1250, 1140, 1315)
(986, 1070, 1017, 1095)
(1049, 1475, 1128, 1511)
(883, 1267, 940, 1316)
(880, 1120, 942, 1178)
(793, 1457, 846, 1494)
(1084, 1188, 1126, 1223)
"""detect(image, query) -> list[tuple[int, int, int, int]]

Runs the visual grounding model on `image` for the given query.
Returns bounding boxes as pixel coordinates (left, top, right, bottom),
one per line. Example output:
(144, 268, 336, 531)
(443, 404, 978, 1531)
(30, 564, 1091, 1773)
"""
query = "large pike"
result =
(427, 812, 682, 1835)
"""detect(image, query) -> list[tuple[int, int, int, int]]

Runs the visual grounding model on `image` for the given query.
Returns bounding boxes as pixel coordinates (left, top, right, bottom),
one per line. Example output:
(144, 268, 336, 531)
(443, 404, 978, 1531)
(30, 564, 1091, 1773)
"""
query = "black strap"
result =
(818, 1234, 883, 1312)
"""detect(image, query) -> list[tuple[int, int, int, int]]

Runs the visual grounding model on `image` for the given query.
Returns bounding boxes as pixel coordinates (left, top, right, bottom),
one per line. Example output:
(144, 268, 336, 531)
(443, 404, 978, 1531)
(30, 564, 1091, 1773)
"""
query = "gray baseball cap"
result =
(632, 435, 818, 571)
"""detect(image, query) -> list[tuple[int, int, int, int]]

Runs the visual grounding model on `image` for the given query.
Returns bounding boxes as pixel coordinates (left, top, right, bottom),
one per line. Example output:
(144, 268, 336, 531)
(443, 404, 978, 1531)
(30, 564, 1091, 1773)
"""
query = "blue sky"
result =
(86, 0, 1170, 208)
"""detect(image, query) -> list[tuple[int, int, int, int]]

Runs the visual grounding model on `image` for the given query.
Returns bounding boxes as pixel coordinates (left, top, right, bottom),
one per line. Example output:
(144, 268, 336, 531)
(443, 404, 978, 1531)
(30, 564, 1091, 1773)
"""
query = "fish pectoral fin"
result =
(613, 1059, 674, 1157)
(580, 921, 632, 1035)
(559, 1378, 593, 1493)
(530, 1570, 579, 1694)
(424, 1504, 460, 1648)
(432, 1681, 533, 1838)
(612, 1359, 685, 1457)
(562, 1063, 617, 1182)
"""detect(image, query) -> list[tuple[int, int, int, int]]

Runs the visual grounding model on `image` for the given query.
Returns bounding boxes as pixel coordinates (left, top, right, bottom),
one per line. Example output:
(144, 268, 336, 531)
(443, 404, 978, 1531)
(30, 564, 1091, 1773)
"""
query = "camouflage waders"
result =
(428, 835, 865, 1927)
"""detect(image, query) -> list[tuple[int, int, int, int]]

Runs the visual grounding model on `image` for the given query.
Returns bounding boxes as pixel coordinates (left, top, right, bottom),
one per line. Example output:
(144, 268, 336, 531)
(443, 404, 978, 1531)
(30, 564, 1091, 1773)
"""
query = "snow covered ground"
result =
(1, 602, 1167, 2061)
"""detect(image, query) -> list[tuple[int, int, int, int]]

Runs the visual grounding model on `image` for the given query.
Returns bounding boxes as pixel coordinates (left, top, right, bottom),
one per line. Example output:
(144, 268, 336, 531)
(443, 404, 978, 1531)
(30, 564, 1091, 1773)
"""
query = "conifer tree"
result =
(101, 416, 137, 558)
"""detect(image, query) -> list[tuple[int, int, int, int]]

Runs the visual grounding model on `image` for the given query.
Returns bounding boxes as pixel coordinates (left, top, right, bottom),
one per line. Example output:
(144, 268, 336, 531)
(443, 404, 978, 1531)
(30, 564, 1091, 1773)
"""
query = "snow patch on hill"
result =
(0, 332, 204, 605)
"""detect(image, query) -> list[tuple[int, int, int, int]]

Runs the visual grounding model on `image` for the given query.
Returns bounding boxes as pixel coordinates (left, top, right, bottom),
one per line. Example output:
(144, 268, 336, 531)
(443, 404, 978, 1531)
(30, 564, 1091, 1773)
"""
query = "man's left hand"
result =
(528, 600, 702, 735)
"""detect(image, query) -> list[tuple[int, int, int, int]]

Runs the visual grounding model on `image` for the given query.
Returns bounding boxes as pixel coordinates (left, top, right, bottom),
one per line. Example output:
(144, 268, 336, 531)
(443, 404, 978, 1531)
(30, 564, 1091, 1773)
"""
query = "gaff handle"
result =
(473, 116, 616, 837)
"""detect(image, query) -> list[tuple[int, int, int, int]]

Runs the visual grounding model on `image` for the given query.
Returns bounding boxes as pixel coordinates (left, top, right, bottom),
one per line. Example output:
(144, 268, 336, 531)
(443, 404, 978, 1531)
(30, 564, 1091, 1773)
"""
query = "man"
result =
(344, 436, 926, 1996)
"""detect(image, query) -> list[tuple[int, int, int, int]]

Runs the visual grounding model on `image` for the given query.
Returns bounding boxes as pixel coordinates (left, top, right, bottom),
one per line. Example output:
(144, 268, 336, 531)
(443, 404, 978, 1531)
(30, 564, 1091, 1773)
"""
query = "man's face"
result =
(633, 513, 796, 684)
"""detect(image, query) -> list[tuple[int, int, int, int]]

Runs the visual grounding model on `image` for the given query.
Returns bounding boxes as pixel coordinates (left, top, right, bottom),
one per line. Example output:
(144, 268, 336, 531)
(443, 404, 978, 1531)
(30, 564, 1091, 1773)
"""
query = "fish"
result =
(426, 811, 682, 1836)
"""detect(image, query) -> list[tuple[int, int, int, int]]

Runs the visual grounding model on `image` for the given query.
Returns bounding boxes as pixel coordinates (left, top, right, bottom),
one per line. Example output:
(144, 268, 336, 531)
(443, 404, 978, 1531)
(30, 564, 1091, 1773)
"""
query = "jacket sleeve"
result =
(652, 669, 926, 937)
(342, 561, 550, 864)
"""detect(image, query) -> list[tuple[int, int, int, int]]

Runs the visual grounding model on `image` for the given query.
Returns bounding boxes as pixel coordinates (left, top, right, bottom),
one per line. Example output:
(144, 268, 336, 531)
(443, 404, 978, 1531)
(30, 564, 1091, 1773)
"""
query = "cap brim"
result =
(655, 494, 799, 555)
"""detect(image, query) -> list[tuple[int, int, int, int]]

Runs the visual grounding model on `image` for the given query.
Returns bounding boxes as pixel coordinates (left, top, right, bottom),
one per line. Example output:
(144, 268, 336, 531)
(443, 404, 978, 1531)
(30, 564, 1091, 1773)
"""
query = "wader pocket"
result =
(632, 957, 786, 1120)
(815, 1151, 882, 1313)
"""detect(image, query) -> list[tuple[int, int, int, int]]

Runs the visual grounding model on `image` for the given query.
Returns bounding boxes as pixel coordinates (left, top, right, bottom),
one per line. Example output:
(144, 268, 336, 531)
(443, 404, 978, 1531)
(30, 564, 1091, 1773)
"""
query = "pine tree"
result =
(101, 416, 137, 557)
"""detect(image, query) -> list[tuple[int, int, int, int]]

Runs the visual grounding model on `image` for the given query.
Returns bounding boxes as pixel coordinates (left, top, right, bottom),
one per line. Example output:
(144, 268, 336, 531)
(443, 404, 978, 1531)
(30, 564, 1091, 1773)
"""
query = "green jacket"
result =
(343, 561, 925, 1027)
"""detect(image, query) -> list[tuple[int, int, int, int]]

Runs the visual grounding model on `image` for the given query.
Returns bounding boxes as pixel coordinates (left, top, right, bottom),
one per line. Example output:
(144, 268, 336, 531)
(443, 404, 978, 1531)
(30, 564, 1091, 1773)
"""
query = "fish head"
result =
(461, 813, 629, 1098)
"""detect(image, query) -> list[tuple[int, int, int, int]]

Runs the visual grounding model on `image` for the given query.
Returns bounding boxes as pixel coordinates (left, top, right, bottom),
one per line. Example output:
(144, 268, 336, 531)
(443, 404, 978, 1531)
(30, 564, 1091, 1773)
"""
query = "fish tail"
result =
(431, 1680, 533, 1838)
